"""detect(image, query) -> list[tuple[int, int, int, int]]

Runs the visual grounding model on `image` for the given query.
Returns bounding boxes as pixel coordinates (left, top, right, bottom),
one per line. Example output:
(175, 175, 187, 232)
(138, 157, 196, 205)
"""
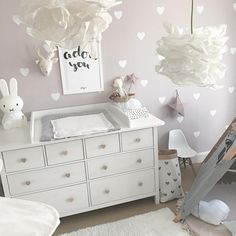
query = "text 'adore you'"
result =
(63, 46, 97, 72)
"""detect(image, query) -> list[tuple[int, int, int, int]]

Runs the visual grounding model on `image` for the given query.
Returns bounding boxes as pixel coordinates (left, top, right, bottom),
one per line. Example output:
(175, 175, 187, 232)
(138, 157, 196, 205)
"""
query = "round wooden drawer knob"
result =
(135, 138, 141, 143)
(100, 144, 106, 149)
(20, 158, 27, 163)
(102, 165, 108, 170)
(67, 197, 74, 203)
(104, 189, 110, 194)
(65, 173, 71, 178)
(25, 181, 31, 186)
(137, 159, 142, 163)
(61, 150, 68, 156)
(138, 182, 143, 187)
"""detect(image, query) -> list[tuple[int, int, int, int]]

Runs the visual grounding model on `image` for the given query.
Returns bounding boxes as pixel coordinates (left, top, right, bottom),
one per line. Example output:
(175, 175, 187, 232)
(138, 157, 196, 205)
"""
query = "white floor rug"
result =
(59, 208, 189, 236)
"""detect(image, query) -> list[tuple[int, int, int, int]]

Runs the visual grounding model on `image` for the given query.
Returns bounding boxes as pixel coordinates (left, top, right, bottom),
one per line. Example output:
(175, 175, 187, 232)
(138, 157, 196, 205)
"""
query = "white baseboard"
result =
(192, 151, 209, 164)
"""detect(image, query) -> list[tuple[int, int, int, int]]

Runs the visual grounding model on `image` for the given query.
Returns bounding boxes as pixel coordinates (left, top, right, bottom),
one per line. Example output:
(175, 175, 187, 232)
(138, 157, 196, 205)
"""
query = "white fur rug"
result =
(59, 208, 189, 236)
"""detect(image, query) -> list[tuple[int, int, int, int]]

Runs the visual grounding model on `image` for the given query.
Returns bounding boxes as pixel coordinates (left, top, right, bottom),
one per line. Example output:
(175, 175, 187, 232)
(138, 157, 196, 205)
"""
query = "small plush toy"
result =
(0, 78, 27, 129)
(191, 199, 230, 225)
(112, 76, 128, 97)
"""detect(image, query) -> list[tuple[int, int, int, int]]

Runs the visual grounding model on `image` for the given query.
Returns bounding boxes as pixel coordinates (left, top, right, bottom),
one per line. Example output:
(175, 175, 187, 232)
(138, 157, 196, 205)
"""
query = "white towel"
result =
(51, 113, 115, 139)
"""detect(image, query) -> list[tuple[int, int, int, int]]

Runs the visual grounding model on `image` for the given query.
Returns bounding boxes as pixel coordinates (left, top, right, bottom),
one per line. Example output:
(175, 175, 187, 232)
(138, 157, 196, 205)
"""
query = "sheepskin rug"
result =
(59, 208, 189, 236)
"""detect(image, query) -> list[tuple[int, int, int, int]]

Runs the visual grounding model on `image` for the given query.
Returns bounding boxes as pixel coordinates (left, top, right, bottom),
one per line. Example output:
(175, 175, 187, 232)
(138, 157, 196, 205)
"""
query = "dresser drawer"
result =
(90, 169, 155, 205)
(85, 134, 120, 158)
(121, 128, 153, 151)
(45, 140, 84, 165)
(2, 147, 45, 173)
(88, 149, 154, 179)
(7, 162, 86, 195)
(19, 184, 89, 216)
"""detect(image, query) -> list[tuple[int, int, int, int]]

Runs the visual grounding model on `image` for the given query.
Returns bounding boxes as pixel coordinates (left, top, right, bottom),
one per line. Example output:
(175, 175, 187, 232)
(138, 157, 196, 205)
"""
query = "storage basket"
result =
(159, 149, 184, 203)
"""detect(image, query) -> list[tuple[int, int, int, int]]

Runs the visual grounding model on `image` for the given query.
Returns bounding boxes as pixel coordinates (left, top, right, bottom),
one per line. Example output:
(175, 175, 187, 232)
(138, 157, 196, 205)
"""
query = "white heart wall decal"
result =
(156, 6, 165, 15)
(194, 131, 200, 138)
(233, 3, 236, 11)
(118, 60, 127, 68)
(51, 93, 60, 101)
(158, 96, 166, 104)
(178, 28, 184, 35)
(196, 6, 204, 14)
(114, 11, 123, 20)
(177, 115, 184, 123)
(140, 80, 148, 87)
(193, 93, 200, 100)
(12, 15, 21, 25)
(230, 48, 236, 55)
(20, 67, 30, 77)
(228, 87, 235, 94)
(137, 32, 145, 40)
(210, 110, 216, 117)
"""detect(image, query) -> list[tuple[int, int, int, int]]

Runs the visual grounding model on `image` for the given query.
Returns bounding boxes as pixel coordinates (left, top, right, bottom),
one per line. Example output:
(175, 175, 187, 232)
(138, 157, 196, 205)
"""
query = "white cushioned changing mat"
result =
(51, 113, 115, 139)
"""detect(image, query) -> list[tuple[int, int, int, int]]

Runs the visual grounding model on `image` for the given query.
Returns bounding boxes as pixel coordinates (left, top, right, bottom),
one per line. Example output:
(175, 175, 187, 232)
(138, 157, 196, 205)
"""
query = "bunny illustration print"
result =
(0, 78, 27, 129)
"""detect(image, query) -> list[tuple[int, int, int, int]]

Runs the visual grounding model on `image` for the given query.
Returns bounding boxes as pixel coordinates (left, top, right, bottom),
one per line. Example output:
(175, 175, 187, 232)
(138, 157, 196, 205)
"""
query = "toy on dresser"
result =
(109, 76, 135, 102)
(0, 78, 27, 130)
(109, 74, 150, 124)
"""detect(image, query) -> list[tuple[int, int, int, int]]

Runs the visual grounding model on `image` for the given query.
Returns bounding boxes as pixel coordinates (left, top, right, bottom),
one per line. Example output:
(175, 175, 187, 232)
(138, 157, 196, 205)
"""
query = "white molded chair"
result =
(0, 159, 60, 236)
(168, 129, 197, 175)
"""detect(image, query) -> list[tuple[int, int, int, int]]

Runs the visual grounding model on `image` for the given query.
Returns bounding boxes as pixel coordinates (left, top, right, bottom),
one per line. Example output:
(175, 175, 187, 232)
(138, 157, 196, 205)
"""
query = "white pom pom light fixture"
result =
(156, 0, 229, 88)
(14, 0, 122, 51)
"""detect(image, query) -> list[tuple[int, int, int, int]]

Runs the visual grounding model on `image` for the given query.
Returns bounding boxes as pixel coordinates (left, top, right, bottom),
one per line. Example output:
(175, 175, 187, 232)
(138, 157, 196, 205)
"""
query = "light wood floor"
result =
(54, 165, 197, 235)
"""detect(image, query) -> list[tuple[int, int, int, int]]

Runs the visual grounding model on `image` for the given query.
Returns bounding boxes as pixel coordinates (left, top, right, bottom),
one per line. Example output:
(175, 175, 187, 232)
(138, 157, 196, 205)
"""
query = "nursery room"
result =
(0, 0, 236, 235)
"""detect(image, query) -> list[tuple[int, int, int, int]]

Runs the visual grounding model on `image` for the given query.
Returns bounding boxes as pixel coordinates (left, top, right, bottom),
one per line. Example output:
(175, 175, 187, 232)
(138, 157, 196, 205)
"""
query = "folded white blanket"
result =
(0, 197, 60, 236)
(51, 113, 115, 139)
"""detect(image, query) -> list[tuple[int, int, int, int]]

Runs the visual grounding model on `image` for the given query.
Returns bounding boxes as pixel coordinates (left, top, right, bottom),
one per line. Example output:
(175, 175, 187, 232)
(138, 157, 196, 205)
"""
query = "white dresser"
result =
(0, 103, 164, 217)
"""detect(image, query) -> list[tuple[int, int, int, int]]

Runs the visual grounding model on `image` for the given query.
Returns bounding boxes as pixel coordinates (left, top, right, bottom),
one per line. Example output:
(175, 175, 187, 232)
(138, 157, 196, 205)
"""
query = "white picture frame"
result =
(58, 39, 104, 95)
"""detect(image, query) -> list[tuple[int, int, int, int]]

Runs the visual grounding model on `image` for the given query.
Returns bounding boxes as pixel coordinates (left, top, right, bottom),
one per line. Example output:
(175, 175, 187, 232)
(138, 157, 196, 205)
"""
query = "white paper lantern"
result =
(156, 23, 229, 88)
(14, 0, 122, 51)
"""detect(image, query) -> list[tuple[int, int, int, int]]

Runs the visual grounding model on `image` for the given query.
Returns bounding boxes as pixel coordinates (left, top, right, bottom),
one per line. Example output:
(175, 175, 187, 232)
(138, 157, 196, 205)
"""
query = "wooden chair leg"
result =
(189, 158, 196, 176)
(178, 157, 183, 167)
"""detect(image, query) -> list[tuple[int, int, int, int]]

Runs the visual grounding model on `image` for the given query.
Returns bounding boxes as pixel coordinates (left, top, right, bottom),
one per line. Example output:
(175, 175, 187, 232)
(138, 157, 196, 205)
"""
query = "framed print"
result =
(58, 40, 104, 95)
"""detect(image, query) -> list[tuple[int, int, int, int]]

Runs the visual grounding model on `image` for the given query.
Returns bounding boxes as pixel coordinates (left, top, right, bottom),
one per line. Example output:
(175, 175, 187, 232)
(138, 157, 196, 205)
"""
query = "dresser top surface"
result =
(0, 103, 164, 151)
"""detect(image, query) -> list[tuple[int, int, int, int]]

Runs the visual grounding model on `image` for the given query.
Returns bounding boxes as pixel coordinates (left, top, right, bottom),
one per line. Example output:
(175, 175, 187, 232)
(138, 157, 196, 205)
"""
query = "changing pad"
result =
(40, 109, 120, 141)
(51, 113, 115, 139)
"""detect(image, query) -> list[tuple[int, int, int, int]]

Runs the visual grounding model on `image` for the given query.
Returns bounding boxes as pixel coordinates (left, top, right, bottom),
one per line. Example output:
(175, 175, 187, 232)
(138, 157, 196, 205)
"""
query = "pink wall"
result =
(0, 0, 236, 152)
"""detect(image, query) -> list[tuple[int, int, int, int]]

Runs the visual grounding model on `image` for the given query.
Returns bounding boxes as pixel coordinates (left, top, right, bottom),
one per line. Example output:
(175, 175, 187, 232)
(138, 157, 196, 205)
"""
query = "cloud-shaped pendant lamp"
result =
(156, 0, 228, 88)
(13, 0, 122, 50)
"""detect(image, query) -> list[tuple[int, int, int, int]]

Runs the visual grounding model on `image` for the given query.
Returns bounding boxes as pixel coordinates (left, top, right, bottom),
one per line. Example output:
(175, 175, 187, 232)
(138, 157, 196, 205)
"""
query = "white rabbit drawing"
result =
(0, 78, 27, 129)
